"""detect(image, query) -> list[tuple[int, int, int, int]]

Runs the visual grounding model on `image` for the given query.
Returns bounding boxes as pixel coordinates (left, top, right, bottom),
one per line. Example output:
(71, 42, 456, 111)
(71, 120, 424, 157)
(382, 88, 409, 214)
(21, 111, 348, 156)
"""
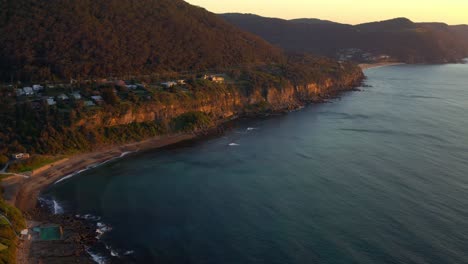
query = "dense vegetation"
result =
(0, 57, 362, 160)
(0, 190, 25, 264)
(222, 15, 468, 63)
(0, 0, 282, 82)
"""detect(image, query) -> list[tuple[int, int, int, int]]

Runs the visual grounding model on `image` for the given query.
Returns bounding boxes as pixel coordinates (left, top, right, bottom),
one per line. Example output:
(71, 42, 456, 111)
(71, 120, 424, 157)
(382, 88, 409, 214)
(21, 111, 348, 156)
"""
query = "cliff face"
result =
(79, 71, 364, 129)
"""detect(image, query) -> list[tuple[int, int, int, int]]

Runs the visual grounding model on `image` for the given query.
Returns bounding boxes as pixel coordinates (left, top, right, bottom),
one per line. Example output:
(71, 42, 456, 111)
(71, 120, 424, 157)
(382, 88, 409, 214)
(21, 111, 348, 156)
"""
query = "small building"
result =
(91, 95, 103, 103)
(47, 97, 57, 106)
(210, 76, 224, 83)
(57, 94, 69, 100)
(16, 89, 25, 96)
(12, 153, 30, 160)
(23, 87, 34, 96)
(84, 100, 96, 107)
(176, 79, 186, 85)
(71, 92, 82, 100)
(161, 81, 177, 88)
(32, 84, 44, 91)
(200, 74, 225, 83)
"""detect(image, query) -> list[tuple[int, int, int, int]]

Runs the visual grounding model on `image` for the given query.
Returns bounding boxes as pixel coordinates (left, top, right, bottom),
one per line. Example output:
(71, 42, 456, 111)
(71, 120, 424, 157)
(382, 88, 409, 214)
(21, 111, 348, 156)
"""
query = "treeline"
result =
(0, 194, 26, 264)
(0, 0, 282, 82)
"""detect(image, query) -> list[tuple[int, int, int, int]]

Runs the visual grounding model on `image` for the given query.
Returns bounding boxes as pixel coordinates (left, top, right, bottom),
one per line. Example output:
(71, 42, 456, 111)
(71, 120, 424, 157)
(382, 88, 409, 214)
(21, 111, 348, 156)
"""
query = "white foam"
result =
(76, 214, 101, 221)
(86, 247, 108, 264)
(124, 250, 135, 256)
(53, 200, 64, 214)
(38, 197, 65, 214)
(247, 127, 258, 131)
(228, 143, 240, 146)
(96, 222, 112, 240)
(105, 244, 120, 257)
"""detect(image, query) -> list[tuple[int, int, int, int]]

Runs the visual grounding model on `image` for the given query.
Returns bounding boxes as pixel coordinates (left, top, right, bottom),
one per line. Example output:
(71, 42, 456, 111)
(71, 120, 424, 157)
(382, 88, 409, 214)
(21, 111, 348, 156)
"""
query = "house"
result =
(176, 79, 186, 85)
(71, 92, 82, 100)
(57, 94, 69, 100)
(200, 74, 225, 83)
(16, 89, 25, 96)
(23, 87, 34, 96)
(161, 81, 177, 88)
(12, 153, 30, 160)
(210, 76, 224, 83)
(91, 95, 104, 103)
(84, 100, 96, 107)
(32, 84, 44, 91)
(47, 97, 57, 106)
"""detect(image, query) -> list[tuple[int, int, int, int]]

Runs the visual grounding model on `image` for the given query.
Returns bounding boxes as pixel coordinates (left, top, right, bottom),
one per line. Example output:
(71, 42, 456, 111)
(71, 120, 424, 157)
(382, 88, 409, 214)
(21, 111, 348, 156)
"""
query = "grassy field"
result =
(8, 155, 64, 173)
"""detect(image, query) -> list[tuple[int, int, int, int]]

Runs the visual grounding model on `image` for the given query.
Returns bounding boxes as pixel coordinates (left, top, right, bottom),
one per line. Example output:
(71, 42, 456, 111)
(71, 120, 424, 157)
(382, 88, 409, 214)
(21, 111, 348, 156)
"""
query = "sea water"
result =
(44, 63, 468, 264)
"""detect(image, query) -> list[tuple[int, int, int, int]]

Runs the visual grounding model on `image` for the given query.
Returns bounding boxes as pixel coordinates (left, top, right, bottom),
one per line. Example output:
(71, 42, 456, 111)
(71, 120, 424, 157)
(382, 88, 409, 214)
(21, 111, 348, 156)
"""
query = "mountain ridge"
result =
(0, 0, 285, 82)
(221, 14, 468, 63)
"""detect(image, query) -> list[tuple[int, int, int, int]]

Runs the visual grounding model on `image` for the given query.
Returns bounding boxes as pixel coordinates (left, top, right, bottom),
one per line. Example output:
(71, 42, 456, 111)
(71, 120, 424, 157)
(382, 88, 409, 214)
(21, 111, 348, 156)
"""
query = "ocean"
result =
(44, 63, 468, 264)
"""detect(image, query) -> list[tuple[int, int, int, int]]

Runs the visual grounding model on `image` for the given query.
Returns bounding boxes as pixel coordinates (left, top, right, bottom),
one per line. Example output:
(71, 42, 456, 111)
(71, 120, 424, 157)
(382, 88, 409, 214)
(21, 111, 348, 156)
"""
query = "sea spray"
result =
(86, 247, 108, 264)
(38, 197, 65, 214)
(53, 199, 64, 214)
(96, 222, 112, 240)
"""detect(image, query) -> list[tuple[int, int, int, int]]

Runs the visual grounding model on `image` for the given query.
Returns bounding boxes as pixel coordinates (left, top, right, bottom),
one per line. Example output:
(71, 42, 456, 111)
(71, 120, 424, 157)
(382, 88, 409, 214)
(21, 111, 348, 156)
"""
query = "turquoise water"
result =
(45, 64, 468, 264)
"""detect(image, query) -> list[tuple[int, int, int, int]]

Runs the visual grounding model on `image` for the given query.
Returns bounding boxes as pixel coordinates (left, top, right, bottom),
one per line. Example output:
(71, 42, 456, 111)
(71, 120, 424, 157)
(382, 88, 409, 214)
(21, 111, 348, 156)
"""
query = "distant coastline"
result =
(359, 62, 405, 70)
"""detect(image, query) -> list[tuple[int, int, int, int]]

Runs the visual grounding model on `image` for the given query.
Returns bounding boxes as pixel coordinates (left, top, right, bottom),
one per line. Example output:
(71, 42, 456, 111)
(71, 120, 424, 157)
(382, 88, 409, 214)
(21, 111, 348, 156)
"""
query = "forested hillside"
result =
(0, 0, 365, 163)
(0, 0, 282, 82)
(222, 14, 468, 63)
(0, 57, 363, 161)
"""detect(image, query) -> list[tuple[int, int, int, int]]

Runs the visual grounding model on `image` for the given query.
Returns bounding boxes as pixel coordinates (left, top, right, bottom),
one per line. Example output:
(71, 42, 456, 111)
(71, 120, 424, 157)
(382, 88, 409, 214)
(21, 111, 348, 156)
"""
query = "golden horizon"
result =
(185, 0, 468, 25)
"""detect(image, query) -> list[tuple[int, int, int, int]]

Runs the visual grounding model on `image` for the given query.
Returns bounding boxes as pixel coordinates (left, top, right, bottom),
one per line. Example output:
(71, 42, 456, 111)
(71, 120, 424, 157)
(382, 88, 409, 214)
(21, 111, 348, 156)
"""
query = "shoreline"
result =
(3, 133, 197, 263)
(6, 133, 196, 214)
(359, 62, 405, 70)
(7, 80, 365, 263)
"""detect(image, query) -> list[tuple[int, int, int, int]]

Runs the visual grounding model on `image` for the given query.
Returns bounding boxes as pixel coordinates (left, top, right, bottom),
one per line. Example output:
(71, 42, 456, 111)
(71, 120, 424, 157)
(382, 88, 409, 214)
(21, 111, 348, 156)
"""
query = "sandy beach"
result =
(4, 133, 195, 214)
(1, 133, 196, 263)
(359, 62, 404, 70)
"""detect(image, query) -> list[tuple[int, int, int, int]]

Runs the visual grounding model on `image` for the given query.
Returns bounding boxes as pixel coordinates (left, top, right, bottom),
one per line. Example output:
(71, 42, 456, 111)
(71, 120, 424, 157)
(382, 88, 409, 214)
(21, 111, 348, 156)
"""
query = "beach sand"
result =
(4, 133, 195, 214)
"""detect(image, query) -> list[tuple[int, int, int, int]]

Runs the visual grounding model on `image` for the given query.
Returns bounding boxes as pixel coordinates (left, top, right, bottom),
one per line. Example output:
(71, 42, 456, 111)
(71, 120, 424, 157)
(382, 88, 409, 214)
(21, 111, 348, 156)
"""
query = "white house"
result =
(161, 81, 177, 88)
(57, 94, 69, 100)
(91, 95, 103, 103)
(16, 89, 25, 96)
(32, 84, 44, 91)
(84, 100, 96, 107)
(23, 87, 34, 96)
(47, 97, 57, 106)
(71, 92, 82, 100)
(12, 153, 30, 160)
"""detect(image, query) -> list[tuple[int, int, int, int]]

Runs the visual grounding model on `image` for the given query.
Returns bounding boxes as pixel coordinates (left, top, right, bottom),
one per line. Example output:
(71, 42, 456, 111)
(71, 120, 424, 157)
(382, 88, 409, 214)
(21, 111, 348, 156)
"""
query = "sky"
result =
(185, 0, 468, 25)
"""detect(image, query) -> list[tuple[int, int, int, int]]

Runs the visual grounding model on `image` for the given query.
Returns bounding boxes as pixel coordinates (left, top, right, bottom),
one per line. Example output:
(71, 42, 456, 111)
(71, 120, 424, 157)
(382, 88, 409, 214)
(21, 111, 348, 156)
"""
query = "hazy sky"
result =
(185, 0, 468, 25)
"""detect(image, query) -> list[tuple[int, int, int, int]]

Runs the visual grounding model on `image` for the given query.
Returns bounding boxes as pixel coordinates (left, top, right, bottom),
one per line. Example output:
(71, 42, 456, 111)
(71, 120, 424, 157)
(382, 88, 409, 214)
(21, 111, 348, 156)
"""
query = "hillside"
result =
(221, 14, 468, 63)
(0, 0, 283, 82)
